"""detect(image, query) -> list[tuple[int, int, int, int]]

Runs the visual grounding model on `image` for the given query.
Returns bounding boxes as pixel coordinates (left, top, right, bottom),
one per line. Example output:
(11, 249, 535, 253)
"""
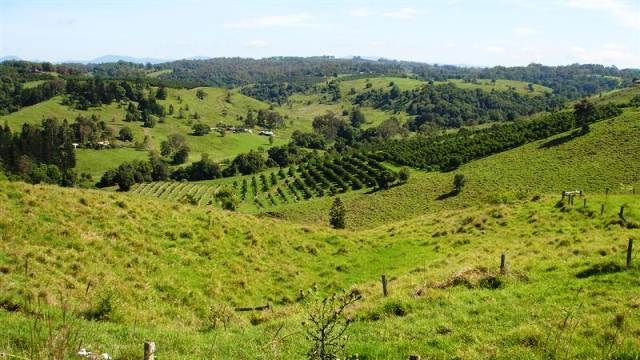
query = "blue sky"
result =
(1, 0, 639, 67)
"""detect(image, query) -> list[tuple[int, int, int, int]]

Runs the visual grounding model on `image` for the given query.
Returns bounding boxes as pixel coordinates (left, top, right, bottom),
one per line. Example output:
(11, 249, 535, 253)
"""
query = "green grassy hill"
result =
(1, 180, 639, 359)
(0, 89, 278, 178)
(274, 106, 640, 229)
(433, 78, 552, 95)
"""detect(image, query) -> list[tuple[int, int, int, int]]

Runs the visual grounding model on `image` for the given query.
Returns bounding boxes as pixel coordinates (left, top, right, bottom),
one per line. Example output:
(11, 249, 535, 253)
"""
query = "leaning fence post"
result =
(583, 198, 587, 208)
(619, 206, 625, 221)
(144, 341, 156, 360)
(600, 204, 605, 216)
(381, 275, 388, 297)
(627, 239, 633, 268)
(500, 254, 506, 274)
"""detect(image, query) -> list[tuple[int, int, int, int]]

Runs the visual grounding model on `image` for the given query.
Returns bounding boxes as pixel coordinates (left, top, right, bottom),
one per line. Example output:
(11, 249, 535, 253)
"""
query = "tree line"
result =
(0, 119, 77, 186)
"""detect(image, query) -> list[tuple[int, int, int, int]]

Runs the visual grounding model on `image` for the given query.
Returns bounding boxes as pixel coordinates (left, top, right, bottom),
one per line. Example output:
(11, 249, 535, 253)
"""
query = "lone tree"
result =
(453, 173, 466, 194)
(574, 98, 595, 134)
(303, 290, 361, 360)
(398, 166, 410, 183)
(118, 127, 134, 142)
(329, 197, 346, 229)
(196, 89, 207, 100)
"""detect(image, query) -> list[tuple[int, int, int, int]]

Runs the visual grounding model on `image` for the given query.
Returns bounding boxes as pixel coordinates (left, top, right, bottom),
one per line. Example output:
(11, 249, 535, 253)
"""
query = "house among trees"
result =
(259, 130, 274, 136)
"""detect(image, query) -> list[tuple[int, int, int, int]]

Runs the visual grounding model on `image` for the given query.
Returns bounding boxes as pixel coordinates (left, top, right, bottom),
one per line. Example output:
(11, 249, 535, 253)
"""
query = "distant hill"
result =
(0, 55, 21, 62)
(83, 55, 169, 64)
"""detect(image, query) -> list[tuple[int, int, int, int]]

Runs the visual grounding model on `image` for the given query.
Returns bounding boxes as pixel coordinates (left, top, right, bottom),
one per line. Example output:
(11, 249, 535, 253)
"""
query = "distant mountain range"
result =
(0, 55, 214, 65)
(0, 55, 21, 62)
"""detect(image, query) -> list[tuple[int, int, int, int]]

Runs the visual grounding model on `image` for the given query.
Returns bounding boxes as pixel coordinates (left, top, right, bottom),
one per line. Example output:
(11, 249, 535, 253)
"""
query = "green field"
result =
(2, 86, 640, 359)
(338, 76, 426, 94)
(1, 179, 638, 359)
(433, 78, 553, 95)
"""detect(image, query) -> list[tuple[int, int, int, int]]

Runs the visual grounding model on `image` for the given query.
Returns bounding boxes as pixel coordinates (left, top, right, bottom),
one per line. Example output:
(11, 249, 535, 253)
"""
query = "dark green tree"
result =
(196, 89, 207, 100)
(329, 197, 346, 229)
(349, 108, 366, 128)
(574, 98, 595, 134)
(118, 127, 134, 142)
(453, 173, 466, 193)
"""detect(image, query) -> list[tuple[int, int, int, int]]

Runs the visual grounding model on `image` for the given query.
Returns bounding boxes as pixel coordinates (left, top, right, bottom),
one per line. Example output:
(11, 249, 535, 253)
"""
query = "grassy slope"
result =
(276, 107, 640, 229)
(0, 181, 639, 359)
(0, 90, 278, 177)
(433, 78, 553, 95)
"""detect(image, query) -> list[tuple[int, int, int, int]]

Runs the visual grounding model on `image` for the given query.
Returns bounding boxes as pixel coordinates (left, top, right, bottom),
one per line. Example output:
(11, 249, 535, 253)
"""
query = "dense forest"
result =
(0, 61, 81, 114)
(0, 118, 77, 186)
(156, 56, 403, 88)
(354, 82, 565, 128)
(153, 57, 640, 100)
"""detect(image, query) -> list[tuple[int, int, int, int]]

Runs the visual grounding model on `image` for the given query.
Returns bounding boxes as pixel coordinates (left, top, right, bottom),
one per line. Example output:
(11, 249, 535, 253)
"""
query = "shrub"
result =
(383, 300, 411, 317)
(83, 293, 115, 321)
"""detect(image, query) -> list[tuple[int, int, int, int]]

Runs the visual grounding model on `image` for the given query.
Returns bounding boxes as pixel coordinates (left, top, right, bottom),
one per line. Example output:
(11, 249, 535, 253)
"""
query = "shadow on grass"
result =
(538, 130, 582, 149)
(364, 182, 404, 195)
(576, 262, 624, 279)
(437, 190, 459, 201)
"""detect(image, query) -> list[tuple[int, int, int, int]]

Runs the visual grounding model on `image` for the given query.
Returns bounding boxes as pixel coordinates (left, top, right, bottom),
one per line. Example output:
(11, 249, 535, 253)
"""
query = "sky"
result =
(1, 0, 639, 67)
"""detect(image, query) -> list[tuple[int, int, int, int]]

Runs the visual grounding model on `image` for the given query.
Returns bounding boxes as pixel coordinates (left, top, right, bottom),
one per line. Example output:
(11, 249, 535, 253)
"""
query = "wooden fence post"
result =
(600, 204, 605, 216)
(144, 341, 156, 360)
(619, 206, 625, 221)
(381, 275, 388, 297)
(627, 239, 633, 268)
(500, 254, 506, 274)
(583, 198, 587, 208)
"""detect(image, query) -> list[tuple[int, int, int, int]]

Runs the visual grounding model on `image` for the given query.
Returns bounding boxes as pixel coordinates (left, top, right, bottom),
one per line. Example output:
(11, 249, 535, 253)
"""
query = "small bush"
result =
(83, 293, 115, 321)
(382, 300, 411, 317)
(479, 275, 504, 289)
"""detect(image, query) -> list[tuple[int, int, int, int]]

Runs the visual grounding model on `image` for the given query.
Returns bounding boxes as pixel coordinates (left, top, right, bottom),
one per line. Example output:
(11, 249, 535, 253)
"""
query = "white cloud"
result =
(566, 0, 640, 29)
(369, 41, 386, 47)
(383, 8, 418, 19)
(246, 40, 269, 48)
(223, 13, 313, 29)
(513, 26, 541, 36)
(349, 7, 373, 17)
(569, 44, 640, 65)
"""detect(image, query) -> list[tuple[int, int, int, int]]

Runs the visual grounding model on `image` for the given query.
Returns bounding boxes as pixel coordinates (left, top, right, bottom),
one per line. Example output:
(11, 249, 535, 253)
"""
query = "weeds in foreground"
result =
(26, 295, 82, 360)
(302, 289, 361, 360)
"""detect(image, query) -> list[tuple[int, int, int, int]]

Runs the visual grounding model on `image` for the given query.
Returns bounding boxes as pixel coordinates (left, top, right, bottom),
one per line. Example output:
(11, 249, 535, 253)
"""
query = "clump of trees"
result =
(161, 134, 190, 164)
(0, 119, 76, 186)
(214, 185, 238, 210)
(192, 122, 211, 136)
(171, 153, 221, 181)
(355, 82, 564, 129)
